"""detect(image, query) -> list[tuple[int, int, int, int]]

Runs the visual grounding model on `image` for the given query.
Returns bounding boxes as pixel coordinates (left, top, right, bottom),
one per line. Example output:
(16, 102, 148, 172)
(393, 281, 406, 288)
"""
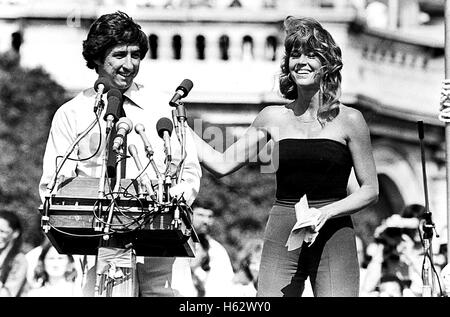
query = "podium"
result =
(39, 177, 196, 257)
(39, 177, 197, 297)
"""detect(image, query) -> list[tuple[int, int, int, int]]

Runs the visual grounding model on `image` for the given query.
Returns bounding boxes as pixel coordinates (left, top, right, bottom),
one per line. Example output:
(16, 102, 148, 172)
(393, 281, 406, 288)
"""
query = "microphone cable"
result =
(121, 159, 158, 203)
(52, 111, 103, 190)
(417, 218, 445, 297)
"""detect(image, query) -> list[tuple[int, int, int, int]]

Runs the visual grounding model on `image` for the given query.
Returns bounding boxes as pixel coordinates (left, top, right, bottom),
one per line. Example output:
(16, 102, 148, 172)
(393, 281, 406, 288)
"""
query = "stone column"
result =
(229, 31, 243, 61)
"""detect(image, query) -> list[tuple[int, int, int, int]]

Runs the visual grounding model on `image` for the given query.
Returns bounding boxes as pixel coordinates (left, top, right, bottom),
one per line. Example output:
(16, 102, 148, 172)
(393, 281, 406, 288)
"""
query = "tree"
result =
(0, 63, 68, 249)
(194, 164, 275, 266)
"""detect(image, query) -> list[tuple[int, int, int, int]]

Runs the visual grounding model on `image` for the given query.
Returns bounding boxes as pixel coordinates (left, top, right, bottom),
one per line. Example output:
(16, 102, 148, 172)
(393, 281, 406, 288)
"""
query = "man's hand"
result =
(169, 183, 190, 203)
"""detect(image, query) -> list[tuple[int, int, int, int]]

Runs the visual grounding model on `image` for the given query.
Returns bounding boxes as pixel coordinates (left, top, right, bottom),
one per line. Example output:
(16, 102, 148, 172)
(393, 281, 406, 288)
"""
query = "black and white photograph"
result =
(0, 0, 449, 308)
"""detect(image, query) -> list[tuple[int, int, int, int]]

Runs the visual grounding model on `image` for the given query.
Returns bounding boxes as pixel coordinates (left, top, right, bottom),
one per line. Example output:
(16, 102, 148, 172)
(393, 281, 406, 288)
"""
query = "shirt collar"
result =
(122, 82, 144, 109)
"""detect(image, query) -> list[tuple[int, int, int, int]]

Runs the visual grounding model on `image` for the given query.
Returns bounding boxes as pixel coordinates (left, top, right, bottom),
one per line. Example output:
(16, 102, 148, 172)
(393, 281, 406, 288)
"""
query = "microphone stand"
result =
(145, 148, 164, 204)
(95, 145, 123, 296)
(417, 121, 439, 297)
(103, 147, 124, 241)
(170, 101, 189, 229)
(162, 129, 173, 204)
(172, 101, 187, 185)
(42, 101, 105, 233)
(97, 128, 112, 200)
(128, 145, 156, 201)
(96, 105, 114, 232)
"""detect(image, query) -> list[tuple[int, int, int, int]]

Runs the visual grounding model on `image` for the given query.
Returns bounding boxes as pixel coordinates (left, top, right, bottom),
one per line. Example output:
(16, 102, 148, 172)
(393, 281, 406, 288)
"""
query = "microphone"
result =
(169, 79, 193, 107)
(135, 124, 154, 157)
(134, 123, 164, 201)
(112, 117, 133, 152)
(94, 76, 111, 95)
(418, 120, 424, 140)
(156, 117, 173, 161)
(128, 144, 156, 199)
(93, 77, 111, 112)
(103, 89, 123, 133)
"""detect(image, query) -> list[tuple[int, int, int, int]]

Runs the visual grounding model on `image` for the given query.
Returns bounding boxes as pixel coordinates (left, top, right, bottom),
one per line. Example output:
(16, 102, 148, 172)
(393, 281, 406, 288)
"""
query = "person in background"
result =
(362, 204, 426, 297)
(0, 31, 22, 70)
(25, 238, 51, 290)
(377, 274, 405, 297)
(25, 244, 82, 297)
(0, 209, 27, 297)
(230, 238, 263, 297)
(190, 207, 235, 296)
(355, 234, 373, 295)
(441, 262, 450, 297)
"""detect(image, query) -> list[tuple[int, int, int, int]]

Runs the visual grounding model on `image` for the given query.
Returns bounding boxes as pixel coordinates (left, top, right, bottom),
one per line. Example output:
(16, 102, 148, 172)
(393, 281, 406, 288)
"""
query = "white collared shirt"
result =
(39, 82, 201, 205)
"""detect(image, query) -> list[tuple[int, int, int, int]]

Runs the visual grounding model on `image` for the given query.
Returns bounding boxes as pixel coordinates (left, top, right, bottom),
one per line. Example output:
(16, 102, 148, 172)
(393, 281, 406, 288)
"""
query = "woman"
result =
(26, 244, 81, 297)
(230, 238, 264, 297)
(191, 16, 378, 297)
(0, 210, 27, 297)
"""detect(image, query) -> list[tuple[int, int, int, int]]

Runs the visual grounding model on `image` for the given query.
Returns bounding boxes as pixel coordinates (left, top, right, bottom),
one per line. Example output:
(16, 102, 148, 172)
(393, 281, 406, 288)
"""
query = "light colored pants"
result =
(257, 201, 360, 297)
(79, 256, 195, 297)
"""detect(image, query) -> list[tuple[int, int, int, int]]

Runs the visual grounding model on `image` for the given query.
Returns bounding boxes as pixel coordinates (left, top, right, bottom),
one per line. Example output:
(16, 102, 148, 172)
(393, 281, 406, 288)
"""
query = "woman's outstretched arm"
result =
(189, 108, 272, 178)
(191, 125, 270, 178)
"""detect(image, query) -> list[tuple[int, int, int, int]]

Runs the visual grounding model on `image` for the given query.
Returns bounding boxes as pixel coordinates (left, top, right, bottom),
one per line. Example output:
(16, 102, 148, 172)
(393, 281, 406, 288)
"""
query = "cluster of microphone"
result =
(42, 77, 194, 236)
(93, 76, 194, 204)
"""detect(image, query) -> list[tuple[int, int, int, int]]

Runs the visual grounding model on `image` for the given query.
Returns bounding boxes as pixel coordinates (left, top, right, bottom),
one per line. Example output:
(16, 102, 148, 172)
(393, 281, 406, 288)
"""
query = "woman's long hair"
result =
(33, 243, 77, 286)
(279, 16, 343, 124)
(0, 210, 23, 286)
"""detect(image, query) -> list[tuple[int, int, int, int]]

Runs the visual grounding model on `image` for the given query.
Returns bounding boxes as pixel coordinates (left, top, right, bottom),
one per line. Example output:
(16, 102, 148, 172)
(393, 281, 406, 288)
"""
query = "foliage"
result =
(0, 63, 68, 249)
(194, 164, 275, 267)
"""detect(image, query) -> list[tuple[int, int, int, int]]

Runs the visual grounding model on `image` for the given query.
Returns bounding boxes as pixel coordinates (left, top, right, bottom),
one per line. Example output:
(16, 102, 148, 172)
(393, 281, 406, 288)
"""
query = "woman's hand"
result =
(191, 125, 270, 178)
(314, 208, 330, 232)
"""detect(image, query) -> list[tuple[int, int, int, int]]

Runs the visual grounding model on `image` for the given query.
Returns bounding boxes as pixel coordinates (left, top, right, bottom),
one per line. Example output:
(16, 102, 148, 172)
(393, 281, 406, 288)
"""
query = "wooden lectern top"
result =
(39, 177, 196, 257)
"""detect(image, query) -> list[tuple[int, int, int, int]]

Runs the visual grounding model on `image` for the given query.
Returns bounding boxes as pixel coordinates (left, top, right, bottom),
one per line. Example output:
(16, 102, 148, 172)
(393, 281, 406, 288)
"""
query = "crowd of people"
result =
(1, 9, 450, 298)
(0, 205, 266, 297)
(1, 204, 449, 297)
(356, 204, 449, 297)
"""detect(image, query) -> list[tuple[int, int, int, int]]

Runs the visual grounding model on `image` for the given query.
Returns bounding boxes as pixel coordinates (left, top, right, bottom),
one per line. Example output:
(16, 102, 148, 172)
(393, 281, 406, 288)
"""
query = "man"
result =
(39, 11, 201, 296)
(377, 274, 405, 297)
(441, 262, 450, 297)
(190, 207, 235, 296)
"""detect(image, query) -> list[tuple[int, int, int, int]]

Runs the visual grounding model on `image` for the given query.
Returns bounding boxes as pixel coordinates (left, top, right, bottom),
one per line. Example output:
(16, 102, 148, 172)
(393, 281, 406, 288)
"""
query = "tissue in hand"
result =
(285, 195, 321, 251)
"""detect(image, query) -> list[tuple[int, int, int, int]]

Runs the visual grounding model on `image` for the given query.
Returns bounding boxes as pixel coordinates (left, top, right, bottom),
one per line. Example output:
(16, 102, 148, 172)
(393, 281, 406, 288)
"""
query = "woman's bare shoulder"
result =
(260, 104, 287, 116)
(337, 104, 370, 137)
(253, 104, 287, 127)
(338, 104, 367, 125)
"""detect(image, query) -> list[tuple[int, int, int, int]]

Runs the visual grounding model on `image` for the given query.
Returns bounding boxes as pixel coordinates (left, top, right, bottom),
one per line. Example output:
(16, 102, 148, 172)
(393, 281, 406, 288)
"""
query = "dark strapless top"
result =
(274, 139, 353, 202)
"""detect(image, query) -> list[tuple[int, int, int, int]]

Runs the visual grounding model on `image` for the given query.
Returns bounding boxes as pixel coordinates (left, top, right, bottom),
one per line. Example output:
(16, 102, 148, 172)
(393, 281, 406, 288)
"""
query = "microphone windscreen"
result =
(116, 117, 133, 133)
(94, 76, 111, 94)
(103, 89, 123, 122)
(177, 79, 193, 96)
(128, 144, 138, 158)
(107, 88, 122, 100)
(134, 123, 146, 134)
(156, 117, 174, 138)
(417, 121, 424, 140)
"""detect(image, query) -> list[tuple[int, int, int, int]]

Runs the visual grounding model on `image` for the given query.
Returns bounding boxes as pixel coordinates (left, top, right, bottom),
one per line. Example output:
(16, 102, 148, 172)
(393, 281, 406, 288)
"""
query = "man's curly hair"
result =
(82, 11, 149, 71)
